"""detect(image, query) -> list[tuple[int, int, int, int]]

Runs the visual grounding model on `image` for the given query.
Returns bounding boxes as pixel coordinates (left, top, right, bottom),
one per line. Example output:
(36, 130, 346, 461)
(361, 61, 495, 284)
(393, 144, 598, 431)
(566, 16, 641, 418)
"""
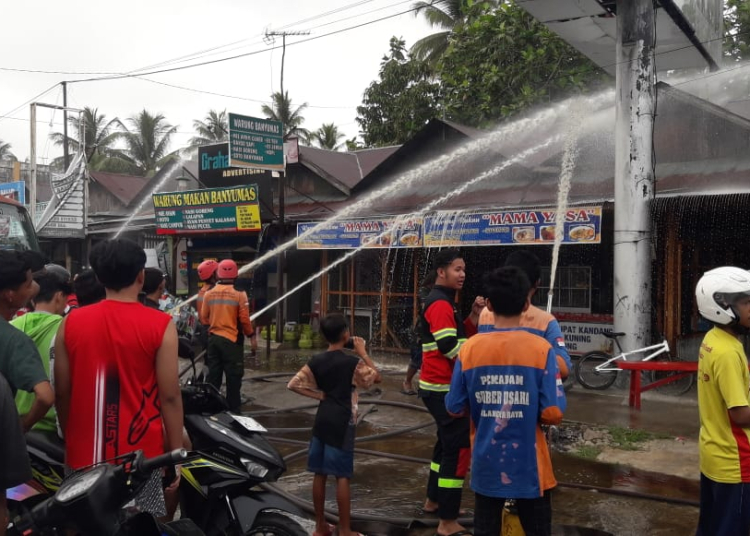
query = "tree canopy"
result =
(356, 37, 442, 147)
(439, 1, 605, 127)
(261, 92, 309, 141)
(311, 123, 345, 151)
(50, 107, 123, 171)
(187, 109, 228, 150)
(725, 0, 750, 61)
(115, 109, 178, 177)
(0, 139, 15, 161)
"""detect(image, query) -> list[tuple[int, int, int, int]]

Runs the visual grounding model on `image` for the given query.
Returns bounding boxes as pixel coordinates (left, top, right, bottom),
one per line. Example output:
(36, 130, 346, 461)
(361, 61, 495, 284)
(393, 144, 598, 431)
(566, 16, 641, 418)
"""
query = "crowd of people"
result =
(0, 239, 258, 535)
(4, 240, 750, 536)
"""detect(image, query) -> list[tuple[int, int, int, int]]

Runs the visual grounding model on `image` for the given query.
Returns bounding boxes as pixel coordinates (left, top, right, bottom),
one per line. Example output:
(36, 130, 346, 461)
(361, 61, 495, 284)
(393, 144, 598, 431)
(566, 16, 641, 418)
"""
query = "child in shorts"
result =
(287, 313, 380, 536)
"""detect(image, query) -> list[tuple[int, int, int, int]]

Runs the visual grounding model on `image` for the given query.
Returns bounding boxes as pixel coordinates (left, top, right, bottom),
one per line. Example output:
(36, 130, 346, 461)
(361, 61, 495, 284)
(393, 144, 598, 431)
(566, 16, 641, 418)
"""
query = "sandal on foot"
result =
(400, 388, 417, 395)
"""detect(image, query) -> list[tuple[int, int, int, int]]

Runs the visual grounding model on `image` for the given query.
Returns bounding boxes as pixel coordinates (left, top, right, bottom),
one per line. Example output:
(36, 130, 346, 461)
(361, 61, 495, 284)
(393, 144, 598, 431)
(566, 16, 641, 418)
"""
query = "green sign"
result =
(153, 185, 261, 235)
(229, 113, 284, 171)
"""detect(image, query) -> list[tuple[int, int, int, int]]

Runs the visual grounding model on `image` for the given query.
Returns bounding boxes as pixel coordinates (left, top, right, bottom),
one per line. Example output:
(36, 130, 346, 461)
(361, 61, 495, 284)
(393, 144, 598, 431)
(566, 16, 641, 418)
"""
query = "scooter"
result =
(13, 379, 309, 536)
(7, 449, 203, 536)
(178, 380, 308, 535)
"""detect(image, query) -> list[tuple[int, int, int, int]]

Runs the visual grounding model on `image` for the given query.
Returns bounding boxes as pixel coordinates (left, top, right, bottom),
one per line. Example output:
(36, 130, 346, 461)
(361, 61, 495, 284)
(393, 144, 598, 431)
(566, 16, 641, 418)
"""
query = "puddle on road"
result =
(242, 351, 698, 535)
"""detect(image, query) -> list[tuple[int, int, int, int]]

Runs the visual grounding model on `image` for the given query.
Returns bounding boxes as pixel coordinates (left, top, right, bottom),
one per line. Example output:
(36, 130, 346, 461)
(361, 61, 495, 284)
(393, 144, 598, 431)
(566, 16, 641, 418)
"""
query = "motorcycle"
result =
(13, 379, 309, 536)
(178, 380, 308, 535)
(7, 449, 203, 536)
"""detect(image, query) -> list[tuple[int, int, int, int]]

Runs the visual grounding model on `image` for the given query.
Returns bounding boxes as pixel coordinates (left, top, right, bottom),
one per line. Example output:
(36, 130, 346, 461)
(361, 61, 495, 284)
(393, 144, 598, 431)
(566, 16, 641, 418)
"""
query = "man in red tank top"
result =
(54, 239, 184, 472)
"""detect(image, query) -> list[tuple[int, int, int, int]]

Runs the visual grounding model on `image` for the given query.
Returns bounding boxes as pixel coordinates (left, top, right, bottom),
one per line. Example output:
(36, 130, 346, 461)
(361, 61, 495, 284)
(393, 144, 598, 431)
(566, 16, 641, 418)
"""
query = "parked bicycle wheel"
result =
(650, 356, 695, 396)
(575, 351, 618, 390)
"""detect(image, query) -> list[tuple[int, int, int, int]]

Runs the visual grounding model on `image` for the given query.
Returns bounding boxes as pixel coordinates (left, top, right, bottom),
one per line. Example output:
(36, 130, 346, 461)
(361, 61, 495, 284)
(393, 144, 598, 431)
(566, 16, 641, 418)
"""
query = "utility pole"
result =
(614, 0, 656, 351)
(264, 29, 309, 343)
(62, 81, 70, 171)
(30, 104, 37, 224)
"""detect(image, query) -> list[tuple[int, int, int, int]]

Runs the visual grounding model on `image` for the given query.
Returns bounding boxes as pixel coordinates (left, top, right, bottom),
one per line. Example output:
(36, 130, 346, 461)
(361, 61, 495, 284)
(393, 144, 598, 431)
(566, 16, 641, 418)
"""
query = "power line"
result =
(67, 6, 423, 84)
(134, 77, 357, 109)
(0, 83, 60, 125)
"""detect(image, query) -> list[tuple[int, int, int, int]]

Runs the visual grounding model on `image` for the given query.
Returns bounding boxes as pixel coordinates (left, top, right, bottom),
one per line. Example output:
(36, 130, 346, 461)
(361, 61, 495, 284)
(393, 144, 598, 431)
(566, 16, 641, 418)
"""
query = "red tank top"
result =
(63, 300, 171, 469)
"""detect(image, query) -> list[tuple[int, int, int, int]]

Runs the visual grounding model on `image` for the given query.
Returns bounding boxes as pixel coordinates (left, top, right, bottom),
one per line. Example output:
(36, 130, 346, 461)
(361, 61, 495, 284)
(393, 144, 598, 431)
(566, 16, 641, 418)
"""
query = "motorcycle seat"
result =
(26, 430, 66, 462)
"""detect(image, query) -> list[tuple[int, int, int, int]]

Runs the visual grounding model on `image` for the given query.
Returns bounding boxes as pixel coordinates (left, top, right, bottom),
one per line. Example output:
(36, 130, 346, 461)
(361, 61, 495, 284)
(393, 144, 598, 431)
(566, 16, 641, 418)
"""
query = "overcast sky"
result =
(0, 0, 433, 163)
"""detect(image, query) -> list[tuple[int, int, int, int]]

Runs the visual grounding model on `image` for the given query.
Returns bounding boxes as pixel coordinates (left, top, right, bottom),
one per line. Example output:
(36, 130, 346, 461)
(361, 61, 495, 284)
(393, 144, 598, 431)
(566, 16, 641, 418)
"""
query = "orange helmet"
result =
(217, 259, 238, 280)
(197, 259, 218, 281)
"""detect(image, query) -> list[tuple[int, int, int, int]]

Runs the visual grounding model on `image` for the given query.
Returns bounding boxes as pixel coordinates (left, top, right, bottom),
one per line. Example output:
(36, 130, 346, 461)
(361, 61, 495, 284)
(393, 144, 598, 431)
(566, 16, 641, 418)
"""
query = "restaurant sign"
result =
(423, 206, 602, 247)
(297, 218, 423, 249)
(153, 185, 261, 235)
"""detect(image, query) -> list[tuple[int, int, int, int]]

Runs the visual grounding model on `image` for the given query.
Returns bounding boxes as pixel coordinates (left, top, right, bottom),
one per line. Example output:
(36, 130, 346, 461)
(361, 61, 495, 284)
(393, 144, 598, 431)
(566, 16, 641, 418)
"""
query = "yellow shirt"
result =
(698, 327, 750, 483)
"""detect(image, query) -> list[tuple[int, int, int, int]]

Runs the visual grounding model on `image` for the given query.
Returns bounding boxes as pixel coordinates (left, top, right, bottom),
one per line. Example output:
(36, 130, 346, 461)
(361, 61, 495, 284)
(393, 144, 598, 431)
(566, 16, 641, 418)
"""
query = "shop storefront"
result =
(298, 205, 615, 353)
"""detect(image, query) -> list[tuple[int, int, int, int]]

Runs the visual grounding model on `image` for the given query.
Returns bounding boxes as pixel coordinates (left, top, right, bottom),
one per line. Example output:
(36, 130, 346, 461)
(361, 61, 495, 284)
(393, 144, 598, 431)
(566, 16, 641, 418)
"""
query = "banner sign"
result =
(229, 114, 284, 171)
(297, 218, 423, 250)
(36, 154, 86, 238)
(557, 313, 614, 356)
(423, 206, 602, 247)
(0, 181, 25, 204)
(296, 206, 602, 250)
(153, 184, 261, 235)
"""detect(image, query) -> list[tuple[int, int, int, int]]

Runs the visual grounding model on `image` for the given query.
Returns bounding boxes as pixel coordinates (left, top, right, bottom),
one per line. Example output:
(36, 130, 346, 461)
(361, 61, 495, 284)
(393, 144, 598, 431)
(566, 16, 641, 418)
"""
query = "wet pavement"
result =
(230, 348, 702, 535)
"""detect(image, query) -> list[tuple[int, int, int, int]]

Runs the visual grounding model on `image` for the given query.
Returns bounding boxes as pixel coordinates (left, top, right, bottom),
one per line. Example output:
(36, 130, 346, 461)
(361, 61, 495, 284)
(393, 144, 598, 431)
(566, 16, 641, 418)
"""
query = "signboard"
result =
(0, 181, 25, 204)
(198, 143, 270, 185)
(153, 184, 261, 235)
(36, 154, 86, 239)
(228, 114, 284, 171)
(296, 207, 602, 250)
(297, 218, 423, 250)
(557, 314, 614, 356)
(423, 206, 602, 247)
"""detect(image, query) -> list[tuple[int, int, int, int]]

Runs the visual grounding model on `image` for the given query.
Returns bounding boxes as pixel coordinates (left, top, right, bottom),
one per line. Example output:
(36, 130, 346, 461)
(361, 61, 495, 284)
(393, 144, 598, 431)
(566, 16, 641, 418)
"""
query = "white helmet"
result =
(695, 267, 750, 326)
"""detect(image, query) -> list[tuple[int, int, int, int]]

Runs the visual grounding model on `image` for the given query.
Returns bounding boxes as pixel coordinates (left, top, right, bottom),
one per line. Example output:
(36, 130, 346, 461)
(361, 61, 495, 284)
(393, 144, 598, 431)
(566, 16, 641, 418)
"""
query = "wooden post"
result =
(380, 251, 389, 346)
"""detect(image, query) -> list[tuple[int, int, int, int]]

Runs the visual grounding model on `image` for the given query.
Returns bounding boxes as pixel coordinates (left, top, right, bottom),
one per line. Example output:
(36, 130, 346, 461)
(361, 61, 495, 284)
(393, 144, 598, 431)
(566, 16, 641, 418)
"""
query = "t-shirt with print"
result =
(445, 329, 563, 499)
(63, 300, 172, 469)
(0, 316, 47, 396)
(698, 327, 750, 483)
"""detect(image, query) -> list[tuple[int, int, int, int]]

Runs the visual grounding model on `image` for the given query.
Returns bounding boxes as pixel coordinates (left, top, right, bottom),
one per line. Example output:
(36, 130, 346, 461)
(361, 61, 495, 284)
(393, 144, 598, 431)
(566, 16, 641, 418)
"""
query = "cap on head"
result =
(197, 259, 219, 281)
(217, 259, 238, 280)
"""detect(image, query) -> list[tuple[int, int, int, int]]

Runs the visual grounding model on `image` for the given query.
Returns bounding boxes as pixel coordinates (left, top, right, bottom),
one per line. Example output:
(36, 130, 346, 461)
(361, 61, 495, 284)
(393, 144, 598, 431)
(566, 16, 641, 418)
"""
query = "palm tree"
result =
(261, 91, 310, 141)
(187, 109, 228, 150)
(115, 109, 178, 177)
(50, 107, 121, 170)
(411, 0, 496, 66)
(0, 139, 14, 161)
(311, 123, 345, 151)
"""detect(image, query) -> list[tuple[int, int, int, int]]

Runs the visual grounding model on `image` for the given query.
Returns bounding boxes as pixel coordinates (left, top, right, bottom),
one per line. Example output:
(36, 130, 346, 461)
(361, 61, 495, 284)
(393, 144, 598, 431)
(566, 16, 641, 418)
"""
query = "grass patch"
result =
(608, 426, 653, 450)
(575, 445, 602, 459)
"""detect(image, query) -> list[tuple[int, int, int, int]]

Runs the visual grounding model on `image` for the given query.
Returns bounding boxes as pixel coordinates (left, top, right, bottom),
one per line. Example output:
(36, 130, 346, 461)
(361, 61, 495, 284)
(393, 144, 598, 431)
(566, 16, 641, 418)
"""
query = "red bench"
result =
(616, 361, 697, 410)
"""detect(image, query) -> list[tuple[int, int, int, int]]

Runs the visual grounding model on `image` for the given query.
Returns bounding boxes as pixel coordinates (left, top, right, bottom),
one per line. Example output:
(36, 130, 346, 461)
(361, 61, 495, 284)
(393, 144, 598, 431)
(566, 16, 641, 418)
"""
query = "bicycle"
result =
(575, 332, 695, 394)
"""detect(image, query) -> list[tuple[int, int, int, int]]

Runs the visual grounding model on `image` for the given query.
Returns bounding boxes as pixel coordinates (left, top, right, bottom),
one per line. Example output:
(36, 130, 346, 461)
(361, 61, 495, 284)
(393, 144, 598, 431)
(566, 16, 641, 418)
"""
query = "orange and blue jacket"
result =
(418, 286, 477, 392)
(446, 328, 563, 498)
(199, 283, 254, 343)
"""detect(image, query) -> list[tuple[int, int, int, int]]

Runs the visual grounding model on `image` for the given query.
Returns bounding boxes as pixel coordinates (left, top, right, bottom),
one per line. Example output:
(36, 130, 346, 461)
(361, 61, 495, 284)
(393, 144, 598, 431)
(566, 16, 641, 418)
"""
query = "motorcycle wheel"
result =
(245, 512, 308, 536)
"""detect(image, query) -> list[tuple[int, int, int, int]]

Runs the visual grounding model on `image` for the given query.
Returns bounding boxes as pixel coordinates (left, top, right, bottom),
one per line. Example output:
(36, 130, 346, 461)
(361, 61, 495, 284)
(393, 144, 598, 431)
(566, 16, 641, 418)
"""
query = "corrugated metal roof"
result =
(90, 171, 150, 206)
(287, 83, 750, 221)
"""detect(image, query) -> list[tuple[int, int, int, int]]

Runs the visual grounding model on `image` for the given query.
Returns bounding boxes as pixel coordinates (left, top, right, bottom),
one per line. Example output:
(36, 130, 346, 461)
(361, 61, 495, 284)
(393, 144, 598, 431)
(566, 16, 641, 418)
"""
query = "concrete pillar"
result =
(614, 0, 656, 350)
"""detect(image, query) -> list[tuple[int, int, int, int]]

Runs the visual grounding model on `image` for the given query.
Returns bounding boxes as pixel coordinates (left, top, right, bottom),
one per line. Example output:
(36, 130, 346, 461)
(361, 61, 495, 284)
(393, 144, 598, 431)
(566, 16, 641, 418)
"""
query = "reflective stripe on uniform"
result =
(430, 462, 440, 473)
(444, 345, 460, 359)
(422, 342, 438, 352)
(205, 299, 239, 306)
(438, 478, 464, 489)
(433, 327, 457, 340)
(418, 380, 450, 392)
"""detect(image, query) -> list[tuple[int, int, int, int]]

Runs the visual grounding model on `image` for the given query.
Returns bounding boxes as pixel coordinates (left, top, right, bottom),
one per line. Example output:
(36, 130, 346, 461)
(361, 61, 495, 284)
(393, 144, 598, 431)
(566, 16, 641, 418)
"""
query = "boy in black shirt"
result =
(287, 314, 380, 536)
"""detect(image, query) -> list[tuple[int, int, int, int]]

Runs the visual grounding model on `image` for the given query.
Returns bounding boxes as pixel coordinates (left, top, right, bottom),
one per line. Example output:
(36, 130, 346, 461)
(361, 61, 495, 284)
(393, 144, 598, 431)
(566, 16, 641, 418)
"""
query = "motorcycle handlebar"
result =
(139, 449, 188, 473)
